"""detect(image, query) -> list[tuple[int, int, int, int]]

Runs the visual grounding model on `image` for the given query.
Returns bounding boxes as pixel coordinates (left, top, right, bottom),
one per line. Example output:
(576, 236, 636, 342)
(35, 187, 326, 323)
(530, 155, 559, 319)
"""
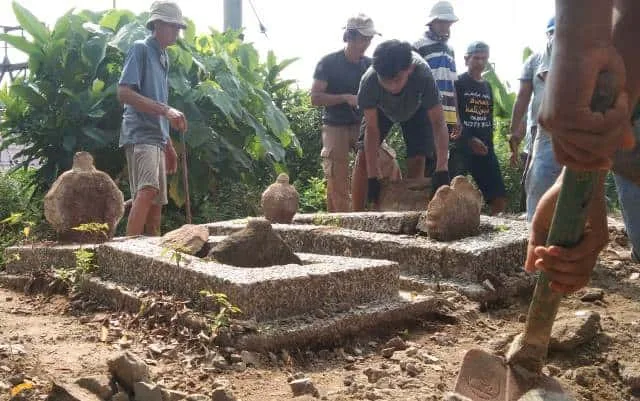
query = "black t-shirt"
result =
(455, 72, 494, 146)
(313, 50, 371, 126)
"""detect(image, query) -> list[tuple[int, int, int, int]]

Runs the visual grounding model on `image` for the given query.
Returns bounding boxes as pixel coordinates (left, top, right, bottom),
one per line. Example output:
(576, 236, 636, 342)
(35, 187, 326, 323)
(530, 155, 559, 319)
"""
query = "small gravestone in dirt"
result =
(418, 175, 482, 241)
(160, 224, 209, 255)
(44, 152, 124, 243)
(261, 173, 299, 224)
(208, 218, 302, 267)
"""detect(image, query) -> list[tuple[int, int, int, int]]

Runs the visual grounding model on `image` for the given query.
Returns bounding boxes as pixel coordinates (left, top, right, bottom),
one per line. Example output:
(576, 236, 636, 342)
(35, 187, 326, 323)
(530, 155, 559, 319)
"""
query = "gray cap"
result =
(466, 41, 490, 55)
(146, 1, 187, 30)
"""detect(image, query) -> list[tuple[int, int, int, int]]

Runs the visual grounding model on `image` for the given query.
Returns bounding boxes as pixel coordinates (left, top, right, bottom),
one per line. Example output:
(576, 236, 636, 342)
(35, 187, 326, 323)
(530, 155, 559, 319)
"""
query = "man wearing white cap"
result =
(117, 1, 188, 236)
(311, 14, 399, 212)
(414, 1, 460, 176)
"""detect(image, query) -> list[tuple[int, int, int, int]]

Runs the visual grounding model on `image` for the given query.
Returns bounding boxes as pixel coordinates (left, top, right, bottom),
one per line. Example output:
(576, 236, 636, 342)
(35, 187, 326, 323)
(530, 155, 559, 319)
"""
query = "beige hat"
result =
(344, 13, 381, 37)
(146, 1, 187, 30)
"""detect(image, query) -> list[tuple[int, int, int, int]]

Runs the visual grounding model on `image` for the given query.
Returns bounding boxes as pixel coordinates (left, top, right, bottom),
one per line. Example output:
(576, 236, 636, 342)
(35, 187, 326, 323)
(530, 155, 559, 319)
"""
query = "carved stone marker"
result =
(261, 173, 299, 224)
(44, 152, 124, 243)
(417, 175, 483, 241)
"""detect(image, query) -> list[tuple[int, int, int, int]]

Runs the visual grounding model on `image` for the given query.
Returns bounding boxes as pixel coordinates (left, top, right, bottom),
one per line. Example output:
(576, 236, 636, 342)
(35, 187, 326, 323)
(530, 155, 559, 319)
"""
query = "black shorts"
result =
(449, 146, 506, 202)
(358, 107, 434, 158)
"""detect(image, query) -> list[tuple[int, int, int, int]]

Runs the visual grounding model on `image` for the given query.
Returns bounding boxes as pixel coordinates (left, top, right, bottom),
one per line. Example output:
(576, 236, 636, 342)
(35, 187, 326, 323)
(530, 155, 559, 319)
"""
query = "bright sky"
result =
(1, 0, 555, 90)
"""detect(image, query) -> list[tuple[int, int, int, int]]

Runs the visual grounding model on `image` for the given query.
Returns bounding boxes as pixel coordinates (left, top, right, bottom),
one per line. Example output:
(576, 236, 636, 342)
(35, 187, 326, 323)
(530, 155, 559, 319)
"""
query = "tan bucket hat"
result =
(146, 1, 187, 30)
(344, 13, 381, 37)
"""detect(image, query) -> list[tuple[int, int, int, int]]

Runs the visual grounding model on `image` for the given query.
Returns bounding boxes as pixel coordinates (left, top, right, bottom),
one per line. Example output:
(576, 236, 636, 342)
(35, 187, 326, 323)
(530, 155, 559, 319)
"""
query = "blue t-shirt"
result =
(118, 36, 170, 147)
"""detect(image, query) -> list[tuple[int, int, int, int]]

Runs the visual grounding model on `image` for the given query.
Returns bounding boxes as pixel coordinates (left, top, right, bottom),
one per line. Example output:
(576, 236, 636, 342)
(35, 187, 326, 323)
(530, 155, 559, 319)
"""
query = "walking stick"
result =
(181, 130, 192, 224)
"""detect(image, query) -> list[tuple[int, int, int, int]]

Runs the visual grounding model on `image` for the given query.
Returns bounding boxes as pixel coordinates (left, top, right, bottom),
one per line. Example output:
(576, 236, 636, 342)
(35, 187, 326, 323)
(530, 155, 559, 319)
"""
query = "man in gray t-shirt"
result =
(351, 40, 450, 210)
(117, 1, 188, 236)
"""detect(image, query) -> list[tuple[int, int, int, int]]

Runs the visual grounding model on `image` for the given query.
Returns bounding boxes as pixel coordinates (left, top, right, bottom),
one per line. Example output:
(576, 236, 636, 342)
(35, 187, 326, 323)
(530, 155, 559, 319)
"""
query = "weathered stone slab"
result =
(378, 177, 432, 212)
(206, 215, 528, 281)
(95, 236, 399, 320)
(293, 211, 422, 234)
(4, 243, 96, 274)
(231, 292, 445, 352)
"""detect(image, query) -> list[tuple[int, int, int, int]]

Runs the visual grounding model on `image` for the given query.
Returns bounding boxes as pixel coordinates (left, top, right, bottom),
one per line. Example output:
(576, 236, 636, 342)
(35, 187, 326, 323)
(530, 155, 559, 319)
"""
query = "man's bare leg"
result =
(126, 187, 158, 236)
(351, 151, 368, 211)
(145, 204, 162, 236)
(489, 197, 507, 216)
(406, 155, 426, 179)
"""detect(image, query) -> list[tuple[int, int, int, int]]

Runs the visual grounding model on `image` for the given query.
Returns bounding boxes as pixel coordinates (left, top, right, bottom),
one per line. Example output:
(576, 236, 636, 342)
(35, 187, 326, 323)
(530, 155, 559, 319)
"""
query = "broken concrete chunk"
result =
(75, 376, 114, 400)
(620, 362, 640, 390)
(208, 218, 302, 267)
(579, 288, 604, 303)
(549, 310, 601, 351)
(160, 224, 209, 255)
(384, 336, 407, 351)
(107, 352, 150, 392)
(211, 387, 238, 401)
(288, 378, 319, 398)
(45, 382, 103, 401)
(161, 388, 188, 401)
(133, 382, 163, 401)
(363, 368, 390, 384)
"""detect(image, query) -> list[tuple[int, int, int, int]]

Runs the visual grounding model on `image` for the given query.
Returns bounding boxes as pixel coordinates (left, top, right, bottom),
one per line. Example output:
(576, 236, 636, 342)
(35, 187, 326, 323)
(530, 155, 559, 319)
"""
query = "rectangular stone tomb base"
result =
(292, 211, 422, 234)
(4, 237, 400, 321)
(206, 215, 528, 281)
(0, 272, 450, 352)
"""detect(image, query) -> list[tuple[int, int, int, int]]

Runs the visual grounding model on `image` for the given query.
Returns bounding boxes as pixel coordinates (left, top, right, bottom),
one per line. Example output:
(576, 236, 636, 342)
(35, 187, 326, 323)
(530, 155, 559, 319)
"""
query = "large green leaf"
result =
(213, 130, 252, 169)
(183, 17, 196, 47)
(168, 45, 193, 72)
(237, 44, 259, 71)
(256, 89, 291, 146)
(82, 35, 109, 77)
(10, 82, 47, 108)
(243, 112, 286, 161)
(108, 21, 147, 54)
(0, 33, 40, 56)
(12, 1, 50, 44)
(100, 9, 136, 32)
(198, 80, 243, 119)
(168, 72, 192, 96)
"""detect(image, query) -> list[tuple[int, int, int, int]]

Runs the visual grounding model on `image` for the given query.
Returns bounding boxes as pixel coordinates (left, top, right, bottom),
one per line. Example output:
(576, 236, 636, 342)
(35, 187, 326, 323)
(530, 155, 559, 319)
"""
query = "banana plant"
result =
(0, 1, 300, 210)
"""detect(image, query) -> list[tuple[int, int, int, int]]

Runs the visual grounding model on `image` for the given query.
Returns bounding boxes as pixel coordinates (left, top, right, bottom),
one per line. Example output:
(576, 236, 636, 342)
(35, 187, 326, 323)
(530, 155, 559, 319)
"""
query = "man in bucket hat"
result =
(117, 1, 188, 236)
(311, 14, 400, 212)
(414, 1, 460, 178)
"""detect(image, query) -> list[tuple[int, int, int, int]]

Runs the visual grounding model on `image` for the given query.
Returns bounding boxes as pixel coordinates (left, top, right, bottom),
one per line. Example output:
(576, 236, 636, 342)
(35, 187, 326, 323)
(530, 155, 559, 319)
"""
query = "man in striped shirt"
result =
(414, 1, 460, 176)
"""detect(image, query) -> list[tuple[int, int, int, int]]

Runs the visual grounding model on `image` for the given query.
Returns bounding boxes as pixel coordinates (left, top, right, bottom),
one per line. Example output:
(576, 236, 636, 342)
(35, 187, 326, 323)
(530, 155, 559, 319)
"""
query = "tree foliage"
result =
(0, 2, 300, 211)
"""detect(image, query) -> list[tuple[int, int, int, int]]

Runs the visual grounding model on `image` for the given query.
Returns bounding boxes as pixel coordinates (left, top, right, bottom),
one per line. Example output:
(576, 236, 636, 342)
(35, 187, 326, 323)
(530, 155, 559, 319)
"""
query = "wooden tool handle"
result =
(508, 71, 616, 373)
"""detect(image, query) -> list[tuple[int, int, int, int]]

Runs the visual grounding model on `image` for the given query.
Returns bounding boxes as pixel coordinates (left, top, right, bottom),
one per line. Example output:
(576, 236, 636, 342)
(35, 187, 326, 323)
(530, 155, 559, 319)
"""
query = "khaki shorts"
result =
(125, 144, 168, 205)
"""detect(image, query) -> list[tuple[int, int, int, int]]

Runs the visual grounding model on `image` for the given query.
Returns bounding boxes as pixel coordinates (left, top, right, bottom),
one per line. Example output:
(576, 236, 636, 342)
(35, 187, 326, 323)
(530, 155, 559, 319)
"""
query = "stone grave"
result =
(1, 212, 531, 351)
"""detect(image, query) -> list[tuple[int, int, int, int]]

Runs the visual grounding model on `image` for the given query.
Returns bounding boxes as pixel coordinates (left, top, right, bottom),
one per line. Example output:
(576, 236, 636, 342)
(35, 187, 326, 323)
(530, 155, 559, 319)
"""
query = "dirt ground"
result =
(1, 223, 640, 401)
